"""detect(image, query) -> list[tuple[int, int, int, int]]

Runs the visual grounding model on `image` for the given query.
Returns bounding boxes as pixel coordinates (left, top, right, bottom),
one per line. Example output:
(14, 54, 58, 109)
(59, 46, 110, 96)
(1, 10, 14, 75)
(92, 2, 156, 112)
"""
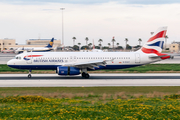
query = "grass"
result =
(1, 87, 180, 98)
(1, 94, 180, 119)
(1, 64, 180, 73)
(1, 87, 180, 119)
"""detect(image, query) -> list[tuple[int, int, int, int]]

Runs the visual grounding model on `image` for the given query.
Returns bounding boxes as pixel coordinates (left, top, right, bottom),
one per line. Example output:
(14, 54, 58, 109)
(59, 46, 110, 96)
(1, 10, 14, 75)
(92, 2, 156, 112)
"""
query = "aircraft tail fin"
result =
(138, 26, 170, 59)
(139, 26, 167, 53)
(45, 38, 54, 48)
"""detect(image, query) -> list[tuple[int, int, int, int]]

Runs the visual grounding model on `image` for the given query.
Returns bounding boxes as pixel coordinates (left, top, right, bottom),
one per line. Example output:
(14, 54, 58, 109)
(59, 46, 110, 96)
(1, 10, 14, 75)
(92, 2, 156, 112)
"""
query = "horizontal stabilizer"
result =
(149, 55, 168, 59)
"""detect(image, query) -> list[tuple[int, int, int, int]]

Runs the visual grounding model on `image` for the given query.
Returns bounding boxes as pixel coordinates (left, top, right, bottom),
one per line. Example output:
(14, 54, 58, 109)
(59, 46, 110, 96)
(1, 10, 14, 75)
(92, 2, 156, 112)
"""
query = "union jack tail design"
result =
(139, 27, 170, 59)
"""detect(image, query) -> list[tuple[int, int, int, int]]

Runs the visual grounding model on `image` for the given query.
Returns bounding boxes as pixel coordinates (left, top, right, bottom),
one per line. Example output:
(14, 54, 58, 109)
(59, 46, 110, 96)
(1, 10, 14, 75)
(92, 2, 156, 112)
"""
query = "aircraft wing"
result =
(62, 59, 114, 69)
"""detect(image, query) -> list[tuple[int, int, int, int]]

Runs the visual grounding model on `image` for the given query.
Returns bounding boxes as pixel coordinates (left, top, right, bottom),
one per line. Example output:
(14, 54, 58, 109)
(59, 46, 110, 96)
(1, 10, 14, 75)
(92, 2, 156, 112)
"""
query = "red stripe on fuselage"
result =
(26, 55, 43, 58)
(148, 30, 166, 42)
(141, 47, 170, 60)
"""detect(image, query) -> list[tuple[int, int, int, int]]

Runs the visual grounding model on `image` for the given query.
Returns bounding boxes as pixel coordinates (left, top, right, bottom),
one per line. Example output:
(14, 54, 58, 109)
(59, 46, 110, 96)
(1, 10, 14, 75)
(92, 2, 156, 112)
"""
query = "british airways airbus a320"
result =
(7, 27, 171, 78)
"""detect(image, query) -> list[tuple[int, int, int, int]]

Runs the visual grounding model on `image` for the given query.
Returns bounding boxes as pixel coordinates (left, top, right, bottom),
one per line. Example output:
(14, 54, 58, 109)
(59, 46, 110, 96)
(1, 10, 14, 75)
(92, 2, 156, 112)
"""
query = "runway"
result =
(1, 73, 180, 87)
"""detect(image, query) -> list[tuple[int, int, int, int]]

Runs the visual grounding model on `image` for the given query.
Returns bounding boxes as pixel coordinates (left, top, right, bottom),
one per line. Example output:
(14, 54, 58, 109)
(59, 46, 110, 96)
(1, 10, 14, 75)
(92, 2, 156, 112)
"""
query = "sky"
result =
(0, 0, 180, 47)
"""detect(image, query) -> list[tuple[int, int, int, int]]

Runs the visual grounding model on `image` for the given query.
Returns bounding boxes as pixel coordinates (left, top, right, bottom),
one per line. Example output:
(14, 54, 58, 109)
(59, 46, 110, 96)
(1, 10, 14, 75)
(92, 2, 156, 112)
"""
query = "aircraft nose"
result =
(7, 59, 14, 66)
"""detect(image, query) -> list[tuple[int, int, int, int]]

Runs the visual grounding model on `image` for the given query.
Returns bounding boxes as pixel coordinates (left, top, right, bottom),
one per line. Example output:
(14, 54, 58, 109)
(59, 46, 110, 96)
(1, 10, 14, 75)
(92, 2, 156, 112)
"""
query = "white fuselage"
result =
(15, 47, 52, 54)
(7, 51, 161, 70)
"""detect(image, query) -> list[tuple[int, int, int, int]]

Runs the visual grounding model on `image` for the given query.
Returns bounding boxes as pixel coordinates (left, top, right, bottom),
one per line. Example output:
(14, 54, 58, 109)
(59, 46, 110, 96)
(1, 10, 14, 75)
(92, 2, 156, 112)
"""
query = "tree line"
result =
(72, 37, 143, 51)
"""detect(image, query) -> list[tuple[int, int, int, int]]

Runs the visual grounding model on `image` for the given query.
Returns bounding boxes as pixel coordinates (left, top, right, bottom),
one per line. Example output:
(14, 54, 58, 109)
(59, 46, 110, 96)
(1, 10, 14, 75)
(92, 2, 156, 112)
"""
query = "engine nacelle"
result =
(57, 66, 80, 75)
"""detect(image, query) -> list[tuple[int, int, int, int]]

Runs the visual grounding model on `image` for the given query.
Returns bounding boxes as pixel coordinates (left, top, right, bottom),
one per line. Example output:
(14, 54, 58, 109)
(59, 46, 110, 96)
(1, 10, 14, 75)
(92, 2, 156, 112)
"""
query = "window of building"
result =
(9, 43, 11, 45)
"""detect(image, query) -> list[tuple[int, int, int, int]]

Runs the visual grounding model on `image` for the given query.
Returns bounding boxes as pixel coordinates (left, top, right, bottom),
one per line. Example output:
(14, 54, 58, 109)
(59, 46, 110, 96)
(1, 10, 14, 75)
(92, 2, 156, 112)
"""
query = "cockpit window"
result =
(14, 56, 21, 60)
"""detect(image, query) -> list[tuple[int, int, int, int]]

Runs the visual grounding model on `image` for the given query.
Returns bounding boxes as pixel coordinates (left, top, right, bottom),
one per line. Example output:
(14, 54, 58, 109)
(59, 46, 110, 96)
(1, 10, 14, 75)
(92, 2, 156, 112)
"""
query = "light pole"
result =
(60, 8, 65, 48)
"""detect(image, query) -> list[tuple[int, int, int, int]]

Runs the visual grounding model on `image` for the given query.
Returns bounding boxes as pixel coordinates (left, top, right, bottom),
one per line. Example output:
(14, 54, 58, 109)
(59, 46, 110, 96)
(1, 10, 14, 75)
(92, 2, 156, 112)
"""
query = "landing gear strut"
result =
(28, 70, 32, 78)
(82, 72, 90, 78)
(81, 69, 90, 78)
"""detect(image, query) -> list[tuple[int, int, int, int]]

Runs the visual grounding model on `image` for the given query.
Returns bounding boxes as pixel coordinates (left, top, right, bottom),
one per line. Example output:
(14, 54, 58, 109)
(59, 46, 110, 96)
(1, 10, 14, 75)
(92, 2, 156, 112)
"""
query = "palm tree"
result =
(78, 43, 81, 51)
(125, 38, 128, 50)
(72, 37, 76, 46)
(98, 39, 103, 44)
(108, 43, 111, 48)
(165, 35, 168, 50)
(88, 43, 92, 49)
(99, 43, 102, 48)
(85, 37, 89, 46)
(116, 43, 119, 49)
(98, 39, 103, 49)
(111, 37, 116, 49)
(138, 38, 142, 46)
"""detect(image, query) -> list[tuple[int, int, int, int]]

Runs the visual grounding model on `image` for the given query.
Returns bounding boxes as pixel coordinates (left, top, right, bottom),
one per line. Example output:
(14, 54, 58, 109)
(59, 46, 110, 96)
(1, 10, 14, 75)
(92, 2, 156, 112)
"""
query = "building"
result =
(0, 38, 16, 51)
(170, 42, 180, 53)
(26, 39, 61, 47)
(0, 38, 61, 52)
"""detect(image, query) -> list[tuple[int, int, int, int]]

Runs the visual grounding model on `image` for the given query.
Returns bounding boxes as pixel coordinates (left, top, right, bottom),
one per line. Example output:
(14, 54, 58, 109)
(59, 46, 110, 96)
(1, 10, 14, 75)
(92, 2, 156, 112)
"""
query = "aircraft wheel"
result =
(28, 74, 31, 78)
(85, 73, 90, 78)
(82, 72, 86, 77)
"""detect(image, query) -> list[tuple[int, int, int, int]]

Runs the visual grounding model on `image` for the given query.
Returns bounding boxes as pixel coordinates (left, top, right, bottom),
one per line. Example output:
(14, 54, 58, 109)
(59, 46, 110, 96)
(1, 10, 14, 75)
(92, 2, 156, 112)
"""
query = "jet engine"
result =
(57, 66, 80, 75)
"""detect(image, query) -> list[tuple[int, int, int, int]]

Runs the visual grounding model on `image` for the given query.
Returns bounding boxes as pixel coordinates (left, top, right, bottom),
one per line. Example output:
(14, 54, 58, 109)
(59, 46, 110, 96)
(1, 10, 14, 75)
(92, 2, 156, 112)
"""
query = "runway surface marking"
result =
(1, 74, 180, 87)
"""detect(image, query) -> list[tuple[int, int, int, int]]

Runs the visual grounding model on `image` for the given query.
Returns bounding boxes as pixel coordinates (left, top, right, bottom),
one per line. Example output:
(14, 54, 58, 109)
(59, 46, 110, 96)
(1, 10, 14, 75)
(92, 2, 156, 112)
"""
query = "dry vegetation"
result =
(0, 91, 176, 101)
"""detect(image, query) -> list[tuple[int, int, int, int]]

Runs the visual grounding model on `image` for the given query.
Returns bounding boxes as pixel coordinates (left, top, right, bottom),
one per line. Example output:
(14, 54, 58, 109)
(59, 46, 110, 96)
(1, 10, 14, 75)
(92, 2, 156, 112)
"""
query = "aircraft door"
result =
(135, 53, 140, 63)
(26, 52, 32, 64)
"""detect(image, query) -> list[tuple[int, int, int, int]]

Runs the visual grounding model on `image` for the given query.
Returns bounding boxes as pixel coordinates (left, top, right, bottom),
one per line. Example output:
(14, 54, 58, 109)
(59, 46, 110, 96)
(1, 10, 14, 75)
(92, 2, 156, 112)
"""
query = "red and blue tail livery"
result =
(141, 26, 167, 53)
(139, 27, 170, 59)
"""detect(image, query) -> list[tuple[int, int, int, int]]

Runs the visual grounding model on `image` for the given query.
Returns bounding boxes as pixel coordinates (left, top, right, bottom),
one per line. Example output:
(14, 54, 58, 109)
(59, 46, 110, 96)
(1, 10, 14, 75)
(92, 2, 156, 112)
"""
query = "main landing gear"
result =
(81, 68, 90, 78)
(28, 70, 32, 78)
(82, 72, 90, 78)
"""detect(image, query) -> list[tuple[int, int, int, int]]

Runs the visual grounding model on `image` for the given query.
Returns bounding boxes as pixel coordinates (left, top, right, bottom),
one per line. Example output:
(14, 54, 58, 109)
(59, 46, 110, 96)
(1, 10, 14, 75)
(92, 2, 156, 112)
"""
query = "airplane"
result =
(1, 48, 15, 53)
(7, 27, 171, 78)
(15, 38, 54, 54)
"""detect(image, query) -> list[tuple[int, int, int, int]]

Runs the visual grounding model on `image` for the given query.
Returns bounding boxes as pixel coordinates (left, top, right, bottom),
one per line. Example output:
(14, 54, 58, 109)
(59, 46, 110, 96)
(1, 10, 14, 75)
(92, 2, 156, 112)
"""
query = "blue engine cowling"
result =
(57, 66, 80, 75)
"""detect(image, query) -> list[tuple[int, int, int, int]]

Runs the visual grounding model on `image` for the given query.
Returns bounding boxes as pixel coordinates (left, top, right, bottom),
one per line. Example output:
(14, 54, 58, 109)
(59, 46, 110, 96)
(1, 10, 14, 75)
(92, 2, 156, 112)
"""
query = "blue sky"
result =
(0, 1, 180, 47)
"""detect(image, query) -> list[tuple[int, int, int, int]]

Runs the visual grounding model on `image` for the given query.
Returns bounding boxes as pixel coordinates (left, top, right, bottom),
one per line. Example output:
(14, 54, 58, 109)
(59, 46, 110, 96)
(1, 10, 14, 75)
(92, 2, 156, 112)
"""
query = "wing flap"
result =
(62, 59, 114, 69)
